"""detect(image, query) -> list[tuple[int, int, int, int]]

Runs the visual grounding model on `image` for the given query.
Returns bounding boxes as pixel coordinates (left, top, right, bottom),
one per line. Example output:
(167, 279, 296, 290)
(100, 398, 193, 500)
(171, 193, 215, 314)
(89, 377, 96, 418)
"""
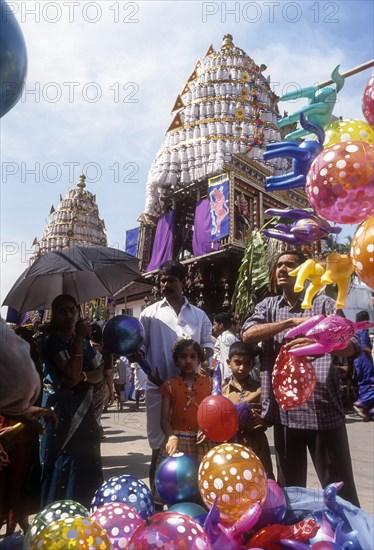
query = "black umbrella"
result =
(3, 246, 141, 314)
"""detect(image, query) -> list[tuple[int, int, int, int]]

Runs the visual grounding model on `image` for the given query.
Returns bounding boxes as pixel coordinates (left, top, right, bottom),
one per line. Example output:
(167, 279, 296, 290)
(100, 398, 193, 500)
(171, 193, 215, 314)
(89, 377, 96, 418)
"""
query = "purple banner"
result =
(146, 211, 175, 272)
(192, 199, 219, 256)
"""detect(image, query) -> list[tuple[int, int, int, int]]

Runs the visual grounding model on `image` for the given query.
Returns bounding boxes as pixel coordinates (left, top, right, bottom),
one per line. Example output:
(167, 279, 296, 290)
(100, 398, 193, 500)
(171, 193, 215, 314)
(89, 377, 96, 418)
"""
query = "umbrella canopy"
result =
(3, 246, 141, 314)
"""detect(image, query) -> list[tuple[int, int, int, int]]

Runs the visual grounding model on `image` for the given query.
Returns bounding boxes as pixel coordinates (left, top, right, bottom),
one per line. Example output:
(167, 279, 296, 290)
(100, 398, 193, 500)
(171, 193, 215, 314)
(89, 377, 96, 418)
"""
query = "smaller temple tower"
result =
(30, 174, 107, 261)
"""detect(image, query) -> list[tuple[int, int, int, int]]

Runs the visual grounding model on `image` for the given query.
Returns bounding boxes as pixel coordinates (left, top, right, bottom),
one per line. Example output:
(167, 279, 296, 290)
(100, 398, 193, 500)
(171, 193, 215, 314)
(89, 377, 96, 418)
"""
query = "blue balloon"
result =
(168, 502, 207, 519)
(0, 532, 24, 549)
(90, 474, 154, 520)
(102, 314, 144, 356)
(0, 0, 28, 117)
(155, 453, 200, 505)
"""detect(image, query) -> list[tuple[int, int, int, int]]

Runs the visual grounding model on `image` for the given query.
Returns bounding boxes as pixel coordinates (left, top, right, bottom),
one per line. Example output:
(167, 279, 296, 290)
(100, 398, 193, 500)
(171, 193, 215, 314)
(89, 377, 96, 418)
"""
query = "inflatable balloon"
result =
(0, 0, 28, 117)
(197, 395, 238, 442)
(91, 475, 154, 520)
(168, 502, 207, 521)
(285, 314, 374, 356)
(155, 453, 200, 505)
(24, 499, 89, 548)
(272, 347, 316, 410)
(127, 511, 212, 550)
(289, 259, 326, 310)
(247, 518, 320, 548)
(103, 314, 144, 356)
(263, 208, 341, 246)
(29, 516, 111, 549)
(211, 503, 262, 550)
(278, 65, 344, 141)
(322, 119, 373, 147)
(102, 316, 151, 375)
(306, 140, 374, 224)
(362, 74, 374, 126)
(255, 479, 287, 530)
(90, 502, 143, 549)
(264, 114, 324, 191)
(350, 215, 374, 289)
(320, 253, 354, 309)
(212, 360, 222, 395)
(198, 443, 267, 523)
(0, 532, 24, 549)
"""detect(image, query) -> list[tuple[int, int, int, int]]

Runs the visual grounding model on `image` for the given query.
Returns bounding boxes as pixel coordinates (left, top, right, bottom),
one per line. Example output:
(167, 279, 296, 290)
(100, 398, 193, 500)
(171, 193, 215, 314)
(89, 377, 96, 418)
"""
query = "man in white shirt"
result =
(139, 261, 213, 496)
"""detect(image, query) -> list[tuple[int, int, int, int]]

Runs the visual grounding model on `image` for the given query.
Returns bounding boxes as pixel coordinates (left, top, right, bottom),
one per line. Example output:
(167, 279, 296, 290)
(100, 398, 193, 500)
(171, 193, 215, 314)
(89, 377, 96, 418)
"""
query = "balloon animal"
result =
(246, 518, 320, 548)
(278, 65, 345, 141)
(289, 259, 326, 310)
(285, 314, 374, 356)
(320, 253, 354, 310)
(264, 113, 325, 191)
(288, 253, 354, 310)
(263, 209, 342, 245)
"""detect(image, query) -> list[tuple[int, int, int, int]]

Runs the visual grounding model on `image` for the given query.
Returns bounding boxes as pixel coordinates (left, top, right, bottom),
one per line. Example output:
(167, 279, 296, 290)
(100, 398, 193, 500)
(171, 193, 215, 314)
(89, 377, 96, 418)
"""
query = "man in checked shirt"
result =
(242, 250, 360, 506)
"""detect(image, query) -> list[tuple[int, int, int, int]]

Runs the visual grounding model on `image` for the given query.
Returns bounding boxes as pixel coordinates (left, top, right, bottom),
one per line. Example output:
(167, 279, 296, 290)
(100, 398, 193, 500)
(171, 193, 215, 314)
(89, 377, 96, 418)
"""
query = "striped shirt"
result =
(242, 294, 360, 430)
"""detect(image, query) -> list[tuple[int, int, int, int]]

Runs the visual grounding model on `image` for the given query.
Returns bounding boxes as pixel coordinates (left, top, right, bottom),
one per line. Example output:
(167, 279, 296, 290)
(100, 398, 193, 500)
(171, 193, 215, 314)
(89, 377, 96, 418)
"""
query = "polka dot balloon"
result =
(90, 502, 143, 549)
(127, 511, 212, 550)
(24, 500, 89, 549)
(272, 346, 316, 410)
(322, 119, 373, 147)
(362, 74, 374, 127)
(91, 475, 154, 520)
(350, 215, 374, 289)
(29, 516, 111, 549)
(306, 140, 374, 224)
(197, 443, 267, 523)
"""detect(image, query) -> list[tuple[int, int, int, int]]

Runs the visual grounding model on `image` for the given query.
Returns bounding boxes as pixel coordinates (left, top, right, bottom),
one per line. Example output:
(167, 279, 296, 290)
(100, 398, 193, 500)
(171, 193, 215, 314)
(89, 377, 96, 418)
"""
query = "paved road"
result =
(101, 402, 374, 516)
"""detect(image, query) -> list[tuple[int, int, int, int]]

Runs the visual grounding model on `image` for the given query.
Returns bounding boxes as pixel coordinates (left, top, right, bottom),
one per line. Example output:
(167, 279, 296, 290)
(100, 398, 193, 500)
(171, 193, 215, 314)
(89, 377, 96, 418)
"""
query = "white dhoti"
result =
(145, 381, 164, 449)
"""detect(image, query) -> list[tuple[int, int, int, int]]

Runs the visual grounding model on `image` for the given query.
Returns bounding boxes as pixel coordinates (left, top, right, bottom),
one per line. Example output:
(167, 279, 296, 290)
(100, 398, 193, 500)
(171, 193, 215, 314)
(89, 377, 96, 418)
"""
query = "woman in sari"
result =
(41, 294, 103, 508)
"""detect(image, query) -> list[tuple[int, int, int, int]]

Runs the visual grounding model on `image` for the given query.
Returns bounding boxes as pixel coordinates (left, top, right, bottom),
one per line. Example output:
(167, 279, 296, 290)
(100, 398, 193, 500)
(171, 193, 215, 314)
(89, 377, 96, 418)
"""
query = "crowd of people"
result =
(1, 255, 373, 535)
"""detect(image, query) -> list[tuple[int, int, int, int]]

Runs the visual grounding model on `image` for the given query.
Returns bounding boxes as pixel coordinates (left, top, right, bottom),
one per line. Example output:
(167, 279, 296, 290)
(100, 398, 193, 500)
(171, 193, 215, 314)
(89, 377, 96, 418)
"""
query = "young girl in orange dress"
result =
(159, 338, 215, 462)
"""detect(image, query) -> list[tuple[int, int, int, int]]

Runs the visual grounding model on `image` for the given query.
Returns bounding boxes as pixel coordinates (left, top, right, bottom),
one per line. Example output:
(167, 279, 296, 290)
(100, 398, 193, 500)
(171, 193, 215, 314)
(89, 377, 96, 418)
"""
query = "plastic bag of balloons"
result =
(272, 346, 316, 410)
(283, 485, 374, 550)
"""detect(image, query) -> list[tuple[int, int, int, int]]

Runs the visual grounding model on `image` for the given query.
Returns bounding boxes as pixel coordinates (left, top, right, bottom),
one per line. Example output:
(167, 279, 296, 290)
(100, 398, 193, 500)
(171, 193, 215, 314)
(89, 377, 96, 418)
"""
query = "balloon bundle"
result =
(21, 473, 372, 549)
(262, 73, 374, 307)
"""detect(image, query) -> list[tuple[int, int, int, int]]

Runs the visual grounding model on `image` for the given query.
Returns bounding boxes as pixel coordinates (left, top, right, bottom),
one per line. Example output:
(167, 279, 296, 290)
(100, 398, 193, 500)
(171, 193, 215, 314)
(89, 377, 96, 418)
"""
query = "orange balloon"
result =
(350, 215, 374, 289)
(272, 347, 316, 410)
(198, 443, 267, 522)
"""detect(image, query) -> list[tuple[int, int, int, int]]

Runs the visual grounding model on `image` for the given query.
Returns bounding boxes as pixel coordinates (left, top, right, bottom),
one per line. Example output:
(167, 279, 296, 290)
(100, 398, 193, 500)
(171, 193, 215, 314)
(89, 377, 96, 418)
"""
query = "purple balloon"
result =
(255, 479, 287, 529)
(103, 315, 144, 356)
(155, 453, 200, 505)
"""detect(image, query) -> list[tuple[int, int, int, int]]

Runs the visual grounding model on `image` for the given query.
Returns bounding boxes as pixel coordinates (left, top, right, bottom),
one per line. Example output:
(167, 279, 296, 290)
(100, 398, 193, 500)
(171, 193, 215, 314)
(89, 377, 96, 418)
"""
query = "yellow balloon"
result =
(30, 516, 112, 549)
(323, 119, 373, 147)
(198, 443, 267, 523)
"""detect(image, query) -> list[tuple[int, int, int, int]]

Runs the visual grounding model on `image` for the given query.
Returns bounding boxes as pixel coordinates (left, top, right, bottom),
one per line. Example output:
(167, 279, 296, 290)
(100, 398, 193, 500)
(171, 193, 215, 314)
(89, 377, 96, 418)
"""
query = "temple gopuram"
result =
(116, 34, 308, 315)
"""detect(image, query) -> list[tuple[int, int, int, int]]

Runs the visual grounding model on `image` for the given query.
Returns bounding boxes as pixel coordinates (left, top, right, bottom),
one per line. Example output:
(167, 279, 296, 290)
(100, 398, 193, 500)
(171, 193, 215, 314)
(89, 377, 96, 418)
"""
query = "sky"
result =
(1, 0, 373, 315)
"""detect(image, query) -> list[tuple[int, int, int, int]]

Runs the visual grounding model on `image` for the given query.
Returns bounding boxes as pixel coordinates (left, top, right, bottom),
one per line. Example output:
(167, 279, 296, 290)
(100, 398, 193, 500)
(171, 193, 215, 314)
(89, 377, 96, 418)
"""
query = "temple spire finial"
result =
(77, 174, 86, 190)
(221, 34, 234, 50)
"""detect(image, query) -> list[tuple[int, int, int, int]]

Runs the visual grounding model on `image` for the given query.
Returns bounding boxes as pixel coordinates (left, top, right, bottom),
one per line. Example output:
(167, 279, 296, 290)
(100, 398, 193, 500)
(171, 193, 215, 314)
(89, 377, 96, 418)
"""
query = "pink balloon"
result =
(306, 140, 374, 224)
(128, 511, 212, 550)
(90, 502, 143, 549)
(362, 75, 374, 127)
(285, 314, 374, 356)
